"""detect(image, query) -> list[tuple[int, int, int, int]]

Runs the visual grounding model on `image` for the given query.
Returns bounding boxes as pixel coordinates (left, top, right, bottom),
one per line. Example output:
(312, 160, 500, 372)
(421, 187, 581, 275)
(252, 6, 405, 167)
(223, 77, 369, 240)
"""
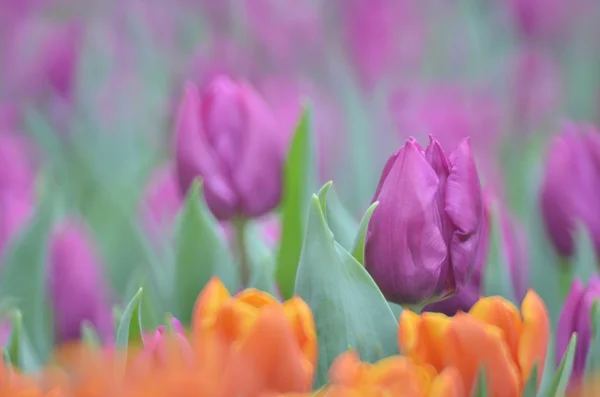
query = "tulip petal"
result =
(556, 279, 585, 369)
(422, 284, 481, 316)
(469, 296, 523, 367)
(399, 310, 451, 372)
(233, 82, 284, 217)
(399, 310, 420, 352)
(192, 277, 232, 333)
(283, 297, 317, 371)
(445, 314, 520, 396)
(365, 140, 447, 303)
(445, 138, 483, 288)
(429, 367, 465, 397)
(371, 148, 400, 203)
(175, 83, 237, 219)
(518, 290, 550, 386)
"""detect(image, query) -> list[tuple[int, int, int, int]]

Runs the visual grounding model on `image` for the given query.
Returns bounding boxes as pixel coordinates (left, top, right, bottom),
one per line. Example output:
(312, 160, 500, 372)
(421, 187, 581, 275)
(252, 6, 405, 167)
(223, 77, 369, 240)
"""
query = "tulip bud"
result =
(175, 76, 284, 220)
(424, 194, 530, 315)
(364, 136, 483, 305)
(140, 318, 193, 366)
(556, 277, 600, 379)
(0, 191, 33, 262)
(48, 219, 113, 343)
(539, 124, 600, 257)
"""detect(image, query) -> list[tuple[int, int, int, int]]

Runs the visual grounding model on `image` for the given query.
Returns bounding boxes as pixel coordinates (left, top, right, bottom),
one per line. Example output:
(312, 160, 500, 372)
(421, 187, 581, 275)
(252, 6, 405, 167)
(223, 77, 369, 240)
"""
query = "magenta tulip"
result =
(48, 219, 113, 343)
(175, 76, 283, 220)
(424, 193, 530, 315)
(556, 277, 600, 379)
(539, 124, 600, 257)
(140, 317, 193, 366)
(364, 136, 483, 305)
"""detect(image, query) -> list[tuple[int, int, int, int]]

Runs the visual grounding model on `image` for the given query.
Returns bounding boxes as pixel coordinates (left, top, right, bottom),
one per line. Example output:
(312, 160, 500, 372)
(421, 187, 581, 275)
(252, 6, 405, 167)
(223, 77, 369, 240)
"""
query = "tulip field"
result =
(2, 1, 600, 396)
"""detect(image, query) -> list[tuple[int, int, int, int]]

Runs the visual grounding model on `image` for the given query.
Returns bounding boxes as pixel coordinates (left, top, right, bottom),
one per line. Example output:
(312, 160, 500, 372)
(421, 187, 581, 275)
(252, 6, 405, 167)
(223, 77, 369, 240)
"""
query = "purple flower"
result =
(424, 193, 530, 315)
(48, 219, 113, 343)
(539, 124, 600, 257)
(175, 76, 284, 220)
(364, 136, 483, 305)
(140, 317, 193, 366)
(556, 277, 600, 379)
(0, 191, 33, 262)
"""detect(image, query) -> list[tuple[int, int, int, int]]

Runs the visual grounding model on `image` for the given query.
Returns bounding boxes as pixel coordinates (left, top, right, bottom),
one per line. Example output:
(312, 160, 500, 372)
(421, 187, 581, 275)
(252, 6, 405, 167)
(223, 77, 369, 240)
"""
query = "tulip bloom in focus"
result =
(48, 219, 114, 343)
(539, 124, 600, 257)
(365, 136, 483, 305)
(192, 277, 317, 395)
(400, 290, 549, 396)
(557, 277, 600, 380)
(175, 76, 284, 220)
(425, 194, 530, 315)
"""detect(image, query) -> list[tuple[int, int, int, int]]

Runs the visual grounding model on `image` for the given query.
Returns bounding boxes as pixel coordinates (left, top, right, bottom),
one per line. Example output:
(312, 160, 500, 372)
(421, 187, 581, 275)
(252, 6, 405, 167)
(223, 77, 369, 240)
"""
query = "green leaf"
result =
(388, 302, 403, 321)
(81, 321, 102, 349)
(543, 333, 577, 397)
(522, 363, 539, 397)
(172, 181, 239, 325)
(351, 202, 379, 265)
(585, 299, 600, 374)
(115, 288, 143, 349)
(482, 200, 517, 303)
(276, 106, 316, 299)
(471, 367, 487, 397)
(295, 189, 398, 388)
(0, 197, 54, 361)
(319, 183, 358, 250)
(5, 310, 41, 373)
(245, 221, 277, 295)
(572, 223, 597, 283)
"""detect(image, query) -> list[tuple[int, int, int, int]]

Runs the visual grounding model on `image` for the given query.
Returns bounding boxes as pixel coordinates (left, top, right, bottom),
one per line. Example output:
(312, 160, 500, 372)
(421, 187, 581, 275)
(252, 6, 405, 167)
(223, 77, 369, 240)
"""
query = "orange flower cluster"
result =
(0, 280, 550, 397)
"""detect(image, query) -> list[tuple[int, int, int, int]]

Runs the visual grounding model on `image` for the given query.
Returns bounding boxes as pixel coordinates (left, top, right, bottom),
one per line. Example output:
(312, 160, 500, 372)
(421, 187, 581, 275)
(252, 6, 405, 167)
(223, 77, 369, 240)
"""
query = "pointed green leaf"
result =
(115, 288, 143, 349)
(522, 363, 539, 397)
(173, 181, 239, 325)
(81, 321, 101, 349)
(482, 200, 517, 303)
(295, 190, 398, 387)
(472, 367, 488, 397)
(276, 106, 316, 299)
(0, 197, 54, 361)
(543, 333, 577, 397)
(5, 310, 41, 373)
(585, 299, 600, 374)
(351, 202, 379, 265)
(320, 184, 358, 250)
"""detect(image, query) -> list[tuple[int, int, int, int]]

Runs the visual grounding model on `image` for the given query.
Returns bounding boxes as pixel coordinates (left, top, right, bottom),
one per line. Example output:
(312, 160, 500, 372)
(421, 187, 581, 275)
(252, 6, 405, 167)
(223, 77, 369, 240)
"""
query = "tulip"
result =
(192, 277, 316, 395)
(0, 133, 36, 196)
(400, 290, 550, 396)
(364, 136, 483, 305)
(48, 219, 113, 343)
(175, 76, 284, 220)
(321, 350, 464, 396)
(539, 124, 600, 257)
(424, 194, 530, 315)
(556, 277, 600, 380)
(139, 317, 193, 367)
(0, 191, 33, 262)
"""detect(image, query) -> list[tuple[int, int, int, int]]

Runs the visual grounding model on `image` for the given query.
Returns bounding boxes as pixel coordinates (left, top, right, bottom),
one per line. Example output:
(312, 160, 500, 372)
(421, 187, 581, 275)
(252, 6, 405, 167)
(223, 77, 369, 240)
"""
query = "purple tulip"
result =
(539, 124, 600, 257)
(424, 193, 530, 315)
(556, 277, 600, 379)
(175, 76, 284, 220)
(140, 317, 193, 366)
(48, 219, 113, 343)
(364, 136, 483, 305)
(0, 191, 33, 261)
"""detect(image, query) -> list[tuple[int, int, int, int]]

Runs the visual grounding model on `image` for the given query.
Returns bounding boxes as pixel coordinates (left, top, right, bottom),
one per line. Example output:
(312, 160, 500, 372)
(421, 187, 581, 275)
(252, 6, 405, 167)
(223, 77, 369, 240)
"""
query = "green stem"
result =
(558, 257, 573, 300)
(234, 218, 250, 288)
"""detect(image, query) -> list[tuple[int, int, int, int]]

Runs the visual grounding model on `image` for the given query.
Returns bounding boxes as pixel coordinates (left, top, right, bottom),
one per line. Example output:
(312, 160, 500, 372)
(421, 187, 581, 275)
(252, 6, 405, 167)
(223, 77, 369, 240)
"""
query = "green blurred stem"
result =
(234, 217, 250, 288)
(558, 257, 573, 300)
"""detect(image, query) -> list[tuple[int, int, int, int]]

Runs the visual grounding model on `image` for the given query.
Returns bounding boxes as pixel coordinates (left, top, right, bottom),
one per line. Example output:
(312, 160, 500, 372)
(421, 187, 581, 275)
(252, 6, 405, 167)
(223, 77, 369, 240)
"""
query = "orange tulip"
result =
(192, 277, 317, 396)
(400, 290, 549, 397)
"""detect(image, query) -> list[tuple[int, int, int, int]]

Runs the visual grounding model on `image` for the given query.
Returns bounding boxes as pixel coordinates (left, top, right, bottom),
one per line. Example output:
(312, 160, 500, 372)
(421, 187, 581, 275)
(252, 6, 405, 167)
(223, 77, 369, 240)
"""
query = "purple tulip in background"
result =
(364, 136, 483, 305)
(424, 193, 530, 315)
(140, 317, 193, 366)
(556, 277, 600, 380)
(175, 76, 284, 221)
(48, 219, 113, 343)
(539, 124, 600, 257)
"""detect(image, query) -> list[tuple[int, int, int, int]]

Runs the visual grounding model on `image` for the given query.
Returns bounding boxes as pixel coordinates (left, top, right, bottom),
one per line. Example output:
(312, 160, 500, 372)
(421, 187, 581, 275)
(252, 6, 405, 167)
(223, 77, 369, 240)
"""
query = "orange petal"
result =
(192, 277, 231, 333)
(399, 310, 420, 352)
(445, 314, 520, 397)
(518, 290, 550, 387)
(469, 296, 523, 367)
(366, 356, 436, 394)
(230, 304, 314, 395)
(283, 297, 317, 368)
(429, 367, 465, 397)
(236, 289, 280, 308)
(328, 350, 364, 387)
(400, 311, 451, 371)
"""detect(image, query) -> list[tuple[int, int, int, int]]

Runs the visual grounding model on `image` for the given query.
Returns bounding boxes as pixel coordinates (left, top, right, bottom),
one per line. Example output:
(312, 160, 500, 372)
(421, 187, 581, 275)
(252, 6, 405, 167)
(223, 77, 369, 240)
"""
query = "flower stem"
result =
(234, 217, 250, 288)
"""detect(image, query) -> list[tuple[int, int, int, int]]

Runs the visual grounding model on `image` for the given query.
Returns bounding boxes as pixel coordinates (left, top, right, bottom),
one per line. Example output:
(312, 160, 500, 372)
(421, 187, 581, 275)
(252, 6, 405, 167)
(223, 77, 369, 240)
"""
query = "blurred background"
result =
(1, 0, 600, 361)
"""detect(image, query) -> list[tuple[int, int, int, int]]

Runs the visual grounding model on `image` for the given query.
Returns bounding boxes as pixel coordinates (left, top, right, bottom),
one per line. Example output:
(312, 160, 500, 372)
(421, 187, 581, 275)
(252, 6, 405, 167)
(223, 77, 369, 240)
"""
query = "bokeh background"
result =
(1, 0, 600, 368)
